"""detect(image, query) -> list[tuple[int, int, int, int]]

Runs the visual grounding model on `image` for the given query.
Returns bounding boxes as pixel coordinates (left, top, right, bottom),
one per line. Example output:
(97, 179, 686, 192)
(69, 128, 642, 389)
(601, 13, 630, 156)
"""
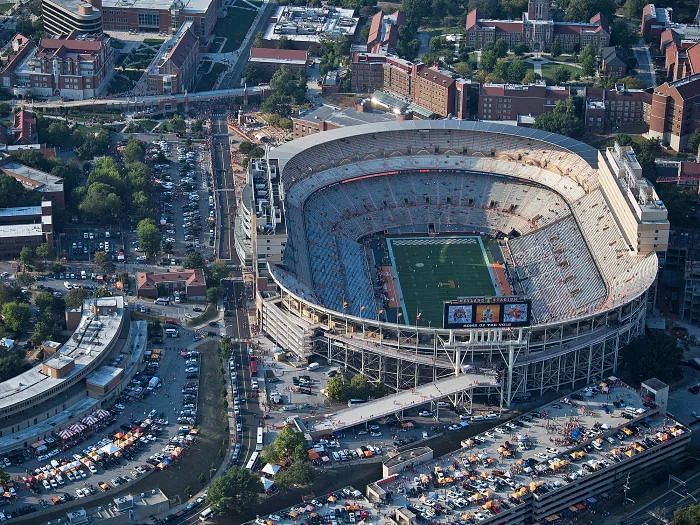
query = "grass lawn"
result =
(0, 3, 13, 13)
(388, 236, 495, 327)
(540, 62, 581, 81)
(142, 38, 165, 45)
(213, 6, 257, 52)
(195, 62, 227, 91)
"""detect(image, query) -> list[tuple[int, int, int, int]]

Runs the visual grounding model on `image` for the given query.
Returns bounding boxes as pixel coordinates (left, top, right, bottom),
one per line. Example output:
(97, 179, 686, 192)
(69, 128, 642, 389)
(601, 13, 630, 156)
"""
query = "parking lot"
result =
(0, 324, 206, 520)
(146, 140, 216, 260)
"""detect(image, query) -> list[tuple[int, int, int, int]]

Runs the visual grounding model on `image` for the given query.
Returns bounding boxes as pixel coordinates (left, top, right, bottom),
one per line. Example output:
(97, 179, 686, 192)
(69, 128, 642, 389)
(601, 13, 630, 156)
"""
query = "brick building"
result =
(647, 74, 700, 151)
(641, 4, 674, 40)
(146, 21, 199, 94)
(661, 26, 700, 81)
(584, 85, 651, 133)
(477, 83, 570, 121)
(600, 46, 630, 78)
(350, 52, 386, 93)
(465, 0, 609, 52)
(136, 269, 206, 299)
(0, 156, 65, 208)
(248, 47, 308, 80)
(2, 32, 113, 100)
(366, 10, 403, 54)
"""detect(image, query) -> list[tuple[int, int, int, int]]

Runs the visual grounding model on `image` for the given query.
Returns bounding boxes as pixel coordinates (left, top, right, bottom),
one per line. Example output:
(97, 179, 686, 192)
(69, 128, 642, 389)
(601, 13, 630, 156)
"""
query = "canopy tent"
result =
(100, 443, 120, 456)
(262, 463, 281, 477)
(260, 477, 274, 491)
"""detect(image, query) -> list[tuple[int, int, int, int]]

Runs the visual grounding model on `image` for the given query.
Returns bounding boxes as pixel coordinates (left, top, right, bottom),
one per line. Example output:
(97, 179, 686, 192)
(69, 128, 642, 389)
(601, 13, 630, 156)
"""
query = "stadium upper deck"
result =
(255, 122, 667, 403)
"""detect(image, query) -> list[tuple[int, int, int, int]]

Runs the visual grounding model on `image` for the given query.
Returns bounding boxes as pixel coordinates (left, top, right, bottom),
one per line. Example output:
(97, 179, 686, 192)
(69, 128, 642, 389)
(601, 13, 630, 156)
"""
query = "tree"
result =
(184, 253, 206, 269)
(123, 137, 145, 164)
(610, 18, 637, 48)
(623, 0, 644, 20)
(513, 43, 528, 56)
(523, 70, 540, 84)
(0, 351, 28, 381)
(206, 287, 219, 304)
(579, 44, 597, 77)
(0, 468, 9, 486)
(35, 243, 52, 261)
(136, 219, 161, 257)
(621, 332, 682, 383)
(633, 137, 662, 181)
(64, 288, 88, 308)
(493, 39, 508, 58)
(566, 0, 615, 22)
(325, 375, 348, 400)
(276, 460, 315, 488)
(552, 65, 572, 83)
(206, 467, 262, 513)
(534, 99, 584, 138)
(16, 272, 35, 288)
(480, 49, 498, 72)
(550, 37, 561, 58)
(506, 60, 528, 83)
(19, 247, 34, 269)
(687, 131, 700, 155)
(0, 103, 10, 117)
(2, 302, 30, 334)
(0, 175, 40, 209)
(207, 260, 230, 286)
(672, 504, 700, 525)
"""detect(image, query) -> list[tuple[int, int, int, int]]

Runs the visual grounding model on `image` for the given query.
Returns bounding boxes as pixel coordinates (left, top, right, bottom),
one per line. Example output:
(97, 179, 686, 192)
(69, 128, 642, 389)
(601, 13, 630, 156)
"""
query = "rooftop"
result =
(85, 365, 123, 388)
(0, 205, 41, 218)
(249, 47, 308, 65)
(0, 297, 124, 414)
(0, 159, 64, 193)
(264, 5, 359, 43)
(0, 223, 43, 238)
(296, 104, 396, 127)
(102, 0, 213, 12)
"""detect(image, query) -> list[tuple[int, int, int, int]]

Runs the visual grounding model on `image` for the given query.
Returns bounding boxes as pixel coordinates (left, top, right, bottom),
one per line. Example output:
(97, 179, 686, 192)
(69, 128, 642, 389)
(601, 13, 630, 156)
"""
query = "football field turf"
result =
(387, 236, 496, 327)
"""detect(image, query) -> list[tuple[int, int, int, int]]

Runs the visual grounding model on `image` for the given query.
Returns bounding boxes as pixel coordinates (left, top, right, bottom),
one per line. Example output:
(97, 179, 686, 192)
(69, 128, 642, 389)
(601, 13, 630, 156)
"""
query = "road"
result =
(21, 86, 266, 111)
(211, 114, 237, 262)
(632, 37, 657, 88)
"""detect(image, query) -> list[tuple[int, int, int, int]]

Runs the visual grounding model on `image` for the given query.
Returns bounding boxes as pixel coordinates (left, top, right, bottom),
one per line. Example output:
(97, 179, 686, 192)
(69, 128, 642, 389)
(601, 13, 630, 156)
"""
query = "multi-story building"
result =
(0, 201, 53, 259)
(647, 73, 700, 151)
(661, 26, 700, 81)
(146, 21, 199, 95)
(0, 155, 65, 207)
(584, 84, 651, 133)
(263, 6, 358, 51)
(248, 48, 308, 80)
(477, 82, 570, 121)
(350, 52, 386, 93)
(41, 0, 102, 36)
(600, 46, 629, 78)
(101, 0, 219, 38)
(3, 31, 113, 100)
(292, 101, 401, 138)
(641, 3, 674, 40)
(466, 0, 609, 52)
(366, 10, 402, 54)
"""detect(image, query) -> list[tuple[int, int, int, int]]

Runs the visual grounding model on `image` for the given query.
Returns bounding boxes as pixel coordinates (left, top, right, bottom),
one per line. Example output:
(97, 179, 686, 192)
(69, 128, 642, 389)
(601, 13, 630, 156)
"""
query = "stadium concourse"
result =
(244, 121, 668, 406)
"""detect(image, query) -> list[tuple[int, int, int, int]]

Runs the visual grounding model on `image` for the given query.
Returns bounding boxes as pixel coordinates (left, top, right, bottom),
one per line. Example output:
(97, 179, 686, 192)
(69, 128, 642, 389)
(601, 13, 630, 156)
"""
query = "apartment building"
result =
(647, 73, 700, 151)
(2, 31, 113, 100)
(477, 83, 570, 121)
(466, 0, 609, 52)
(146, 21, 199, 95)
(584, 85, 651, 133)
(661, 27, 700, 81)
(350, 52, 386, 93)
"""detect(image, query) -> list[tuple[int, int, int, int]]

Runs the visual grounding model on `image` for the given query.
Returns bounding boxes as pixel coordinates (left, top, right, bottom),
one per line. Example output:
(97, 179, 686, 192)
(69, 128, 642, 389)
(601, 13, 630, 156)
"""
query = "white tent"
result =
(260, 477, 274, 491)
(261, 463, 281, 477)
(100, 443, 120, 455)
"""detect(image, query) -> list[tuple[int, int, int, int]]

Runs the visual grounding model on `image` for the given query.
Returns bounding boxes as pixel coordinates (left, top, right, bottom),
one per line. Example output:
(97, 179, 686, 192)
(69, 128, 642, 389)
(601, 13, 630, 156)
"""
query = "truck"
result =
(80, 270, 87, 280)
(148, 377, 161, 390)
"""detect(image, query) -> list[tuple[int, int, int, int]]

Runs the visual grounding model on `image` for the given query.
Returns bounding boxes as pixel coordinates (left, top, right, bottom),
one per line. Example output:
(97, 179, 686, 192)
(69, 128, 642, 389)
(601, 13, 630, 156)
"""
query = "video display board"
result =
(443, 296, 531, 329)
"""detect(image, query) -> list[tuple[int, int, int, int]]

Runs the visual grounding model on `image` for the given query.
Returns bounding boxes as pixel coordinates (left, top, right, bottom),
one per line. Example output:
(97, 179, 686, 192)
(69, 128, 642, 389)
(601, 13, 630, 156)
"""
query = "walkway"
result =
(632, 37, 657, 88)
(310, 371, 500, 436)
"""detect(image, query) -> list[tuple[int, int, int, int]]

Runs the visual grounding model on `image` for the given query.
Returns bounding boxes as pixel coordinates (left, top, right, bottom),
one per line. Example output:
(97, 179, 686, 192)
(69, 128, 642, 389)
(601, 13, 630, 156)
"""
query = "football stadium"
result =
(244, 121, 669, 406)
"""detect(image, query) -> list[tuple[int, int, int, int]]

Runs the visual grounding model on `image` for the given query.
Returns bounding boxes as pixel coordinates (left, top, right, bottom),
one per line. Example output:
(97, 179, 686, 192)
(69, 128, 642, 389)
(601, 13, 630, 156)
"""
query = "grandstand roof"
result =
(269, 121, 599, 176)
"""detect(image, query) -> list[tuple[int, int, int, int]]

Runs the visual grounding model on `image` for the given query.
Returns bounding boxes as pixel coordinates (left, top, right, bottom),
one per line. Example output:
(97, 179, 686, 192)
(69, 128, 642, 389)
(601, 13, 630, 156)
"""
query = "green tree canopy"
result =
(64, 287, 88, 308)
(123, 137, 145, 164)
(2, 302, 30, 334)
(672, 504, 700, 525)
(0, 175, 40, 209)
(534, 99, 584, 138)
(207, 467, 262, 513)
(136, 219, 161, 257)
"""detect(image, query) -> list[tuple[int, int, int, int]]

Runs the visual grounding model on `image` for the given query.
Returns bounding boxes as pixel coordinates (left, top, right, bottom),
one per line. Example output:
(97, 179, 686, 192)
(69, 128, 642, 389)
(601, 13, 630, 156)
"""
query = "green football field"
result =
(387, 236, 496, 327)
